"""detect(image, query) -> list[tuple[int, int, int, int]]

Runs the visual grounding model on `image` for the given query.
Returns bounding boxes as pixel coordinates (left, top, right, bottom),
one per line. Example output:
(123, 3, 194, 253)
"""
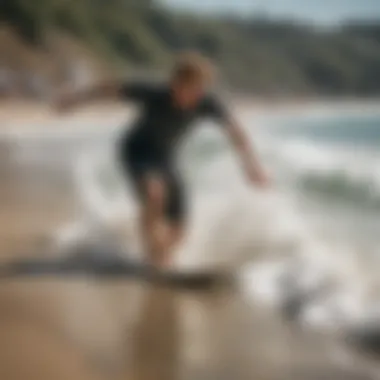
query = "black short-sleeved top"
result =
(119, 82, 230, 160)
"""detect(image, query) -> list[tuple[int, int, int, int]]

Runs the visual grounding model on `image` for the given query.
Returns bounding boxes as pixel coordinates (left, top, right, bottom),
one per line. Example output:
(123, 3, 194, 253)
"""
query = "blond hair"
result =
(171, 51, 216, 86)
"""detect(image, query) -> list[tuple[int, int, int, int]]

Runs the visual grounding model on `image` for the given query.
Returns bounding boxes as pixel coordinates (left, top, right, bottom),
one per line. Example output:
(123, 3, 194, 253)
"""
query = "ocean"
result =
(6, 104, 380, 334)
(237, 108, 380, 331)
(170, 106, 380, 331)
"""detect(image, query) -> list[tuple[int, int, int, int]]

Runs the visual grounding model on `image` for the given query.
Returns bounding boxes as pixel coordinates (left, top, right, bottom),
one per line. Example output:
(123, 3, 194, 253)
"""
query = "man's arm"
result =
(55, 81, 123, 113)
(204, 95, 269, 187)
(224, 116, 269, 187)
(55, 80, 152, 113)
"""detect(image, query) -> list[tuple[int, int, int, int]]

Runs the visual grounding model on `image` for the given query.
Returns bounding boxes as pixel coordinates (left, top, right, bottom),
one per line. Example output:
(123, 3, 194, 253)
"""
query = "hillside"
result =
(1, 0, 380, 97)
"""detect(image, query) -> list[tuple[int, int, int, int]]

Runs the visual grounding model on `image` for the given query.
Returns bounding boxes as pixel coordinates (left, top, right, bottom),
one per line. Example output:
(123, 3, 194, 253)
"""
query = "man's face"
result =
(172, 80, 205, 109)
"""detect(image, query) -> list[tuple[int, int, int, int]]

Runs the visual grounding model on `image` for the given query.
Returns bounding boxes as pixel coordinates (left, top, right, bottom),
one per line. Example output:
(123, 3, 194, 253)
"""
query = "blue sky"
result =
(160, 0, 380, 24)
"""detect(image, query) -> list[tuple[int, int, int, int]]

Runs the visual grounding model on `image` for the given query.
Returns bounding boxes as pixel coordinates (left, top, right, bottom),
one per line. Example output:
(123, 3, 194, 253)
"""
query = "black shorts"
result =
(118, 140, 186, 224)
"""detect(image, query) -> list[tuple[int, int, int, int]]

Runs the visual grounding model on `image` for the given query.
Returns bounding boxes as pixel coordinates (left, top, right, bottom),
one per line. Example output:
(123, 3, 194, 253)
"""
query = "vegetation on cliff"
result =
(1, 0, 380, 96)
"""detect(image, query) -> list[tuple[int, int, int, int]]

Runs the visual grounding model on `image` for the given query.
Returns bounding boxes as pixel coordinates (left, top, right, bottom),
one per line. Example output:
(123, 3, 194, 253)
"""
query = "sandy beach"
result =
(0, 103, 380, 380)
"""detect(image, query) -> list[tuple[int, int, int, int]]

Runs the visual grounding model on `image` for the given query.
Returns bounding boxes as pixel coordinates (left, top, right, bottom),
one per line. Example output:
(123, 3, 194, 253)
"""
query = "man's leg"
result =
(140, 173, 186, 268)
(163, 171, 187, 264)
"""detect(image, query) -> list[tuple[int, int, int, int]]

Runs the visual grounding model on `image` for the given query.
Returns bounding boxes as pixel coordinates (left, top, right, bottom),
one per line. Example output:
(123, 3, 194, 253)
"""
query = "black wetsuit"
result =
(118, 82, 229, 223)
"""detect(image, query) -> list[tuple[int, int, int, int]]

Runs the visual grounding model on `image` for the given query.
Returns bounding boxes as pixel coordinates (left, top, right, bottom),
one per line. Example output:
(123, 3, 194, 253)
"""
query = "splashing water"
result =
(63, 107, 380, 332)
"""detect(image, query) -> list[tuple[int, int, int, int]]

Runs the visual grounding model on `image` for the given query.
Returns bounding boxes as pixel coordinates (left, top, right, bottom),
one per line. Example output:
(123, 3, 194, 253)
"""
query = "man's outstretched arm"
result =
(55, 81, 123, 113)
(55, 80, 151, 113)
(224, 116, 269, 187)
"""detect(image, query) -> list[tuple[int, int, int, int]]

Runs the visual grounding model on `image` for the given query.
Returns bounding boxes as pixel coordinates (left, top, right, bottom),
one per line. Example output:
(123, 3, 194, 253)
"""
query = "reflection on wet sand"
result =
(0, 132, 378, 380)
(131, 288, 179, 380)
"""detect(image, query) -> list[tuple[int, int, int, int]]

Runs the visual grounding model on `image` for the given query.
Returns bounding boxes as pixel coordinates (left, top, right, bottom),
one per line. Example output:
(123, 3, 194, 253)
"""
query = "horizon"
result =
(160, 0, 380, 25)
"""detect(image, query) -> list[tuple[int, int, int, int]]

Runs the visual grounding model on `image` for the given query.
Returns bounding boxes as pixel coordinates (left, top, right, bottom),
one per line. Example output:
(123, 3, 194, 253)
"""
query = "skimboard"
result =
(0, 252, 231, 290)
(141, 265, 231, 290)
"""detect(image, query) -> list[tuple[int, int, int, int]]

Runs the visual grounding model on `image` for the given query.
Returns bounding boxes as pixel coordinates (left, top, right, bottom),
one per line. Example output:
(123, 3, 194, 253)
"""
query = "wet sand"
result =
(0, 119, 379, 380)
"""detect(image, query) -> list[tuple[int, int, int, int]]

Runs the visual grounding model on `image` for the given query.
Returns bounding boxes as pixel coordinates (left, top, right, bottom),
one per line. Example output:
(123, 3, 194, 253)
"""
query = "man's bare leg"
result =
(141, 175, 185, 268)
(158, 222, 185, 267)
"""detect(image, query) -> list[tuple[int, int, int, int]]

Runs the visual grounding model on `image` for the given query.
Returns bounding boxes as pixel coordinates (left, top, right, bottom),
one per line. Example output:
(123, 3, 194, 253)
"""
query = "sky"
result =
(160, 0, 380, 24)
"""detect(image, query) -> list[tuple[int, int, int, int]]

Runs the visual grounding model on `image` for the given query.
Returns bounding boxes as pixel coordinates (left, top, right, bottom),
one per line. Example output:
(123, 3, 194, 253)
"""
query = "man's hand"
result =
(245, 164, 271, 189)
(54, 93, 78, 114)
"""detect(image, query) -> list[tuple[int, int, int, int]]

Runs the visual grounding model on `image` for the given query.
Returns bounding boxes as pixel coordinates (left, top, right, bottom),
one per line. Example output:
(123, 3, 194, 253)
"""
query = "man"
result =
(57, 52, 269, 270)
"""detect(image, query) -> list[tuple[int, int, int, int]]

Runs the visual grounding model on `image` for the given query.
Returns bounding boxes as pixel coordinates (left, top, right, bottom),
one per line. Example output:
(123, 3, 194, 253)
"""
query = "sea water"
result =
(22, 105, 380, 333)
(235, 108, 380, 331)
(169, 106, 380, 332)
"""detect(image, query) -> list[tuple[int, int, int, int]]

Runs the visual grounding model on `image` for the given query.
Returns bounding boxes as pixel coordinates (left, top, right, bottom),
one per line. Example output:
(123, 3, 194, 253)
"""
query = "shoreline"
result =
(1, 97, 380, 131)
